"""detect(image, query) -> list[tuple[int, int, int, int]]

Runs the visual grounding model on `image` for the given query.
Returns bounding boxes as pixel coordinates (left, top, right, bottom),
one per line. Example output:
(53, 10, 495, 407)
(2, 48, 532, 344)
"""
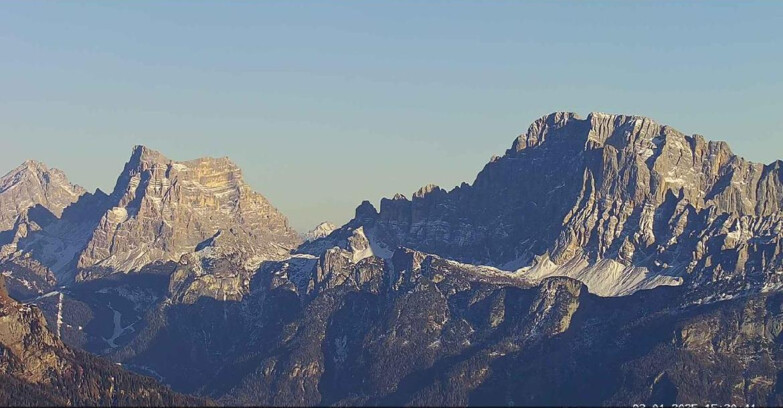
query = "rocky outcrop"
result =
(94, 226, 783, 407)
(1, 189, 110, 287)
(0, 167, 109, 294)
(76, 146, 301, 280)
(0, 160, 86, 232)
(305, 112, 783, 296)
(112, 243, 571, 405)
(0, 278, 67, 385)
(4, 113, 783, 406)
(0, 147, 300, 289)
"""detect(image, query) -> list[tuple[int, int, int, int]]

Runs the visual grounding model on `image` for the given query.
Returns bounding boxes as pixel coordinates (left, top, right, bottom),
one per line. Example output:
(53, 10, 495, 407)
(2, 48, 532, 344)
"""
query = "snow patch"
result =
(304, 222, 337, 242)
(103, 303, 137, 349)
(664, 177, 686, 185)
(56, 293, 63, 338)
(515, 255, 682, 297)
(640, 148, 655, 161)
(349, 226, 393, 263)
(109, 207, 129, 223)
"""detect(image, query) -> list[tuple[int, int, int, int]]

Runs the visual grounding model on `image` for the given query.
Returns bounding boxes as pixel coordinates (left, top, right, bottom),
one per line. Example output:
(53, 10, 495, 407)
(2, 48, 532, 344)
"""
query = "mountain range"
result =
(1, 112, 782, 406)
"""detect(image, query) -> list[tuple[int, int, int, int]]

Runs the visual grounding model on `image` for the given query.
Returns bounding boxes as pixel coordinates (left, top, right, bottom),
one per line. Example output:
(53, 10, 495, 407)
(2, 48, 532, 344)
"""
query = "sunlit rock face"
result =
(75, 145, 301, 280)
(3, 113, 783, 406)
(303, 112, 783, 296)
(0, 160, 86, 232)
(0, 161, 96, 296)
(0, 145, 301, 291)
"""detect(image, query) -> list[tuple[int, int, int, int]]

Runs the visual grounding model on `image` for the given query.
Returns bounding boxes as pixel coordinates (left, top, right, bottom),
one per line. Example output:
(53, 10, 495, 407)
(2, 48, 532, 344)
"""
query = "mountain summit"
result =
(0, 160, 86, 231)
(0, 146, 301, 292)
(304, 112, 783, 296)
(2, 113, 783, 406)
(76, 145, 301, 278)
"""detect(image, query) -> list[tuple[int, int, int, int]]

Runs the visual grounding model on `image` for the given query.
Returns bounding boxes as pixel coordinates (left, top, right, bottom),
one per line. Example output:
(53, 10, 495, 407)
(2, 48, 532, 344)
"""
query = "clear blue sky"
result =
(1, 1, 782, 231)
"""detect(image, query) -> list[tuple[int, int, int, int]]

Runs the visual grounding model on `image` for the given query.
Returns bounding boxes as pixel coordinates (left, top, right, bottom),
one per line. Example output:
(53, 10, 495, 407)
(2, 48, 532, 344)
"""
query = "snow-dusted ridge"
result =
(510, 254, 683, 297)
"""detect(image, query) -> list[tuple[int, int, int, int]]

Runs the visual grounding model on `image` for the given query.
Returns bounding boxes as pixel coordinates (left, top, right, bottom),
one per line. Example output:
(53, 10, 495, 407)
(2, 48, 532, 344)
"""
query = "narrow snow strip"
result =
(103, 303, 128, 348)
(56, 293, 63, 338)
(37, 291, 60, 301)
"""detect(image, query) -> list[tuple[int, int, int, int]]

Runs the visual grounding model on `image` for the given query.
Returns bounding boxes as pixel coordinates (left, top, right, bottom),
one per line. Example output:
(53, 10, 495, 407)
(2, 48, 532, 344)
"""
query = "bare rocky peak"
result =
(76, 145, 302, 278)
(509, 111, 581, 152)
(307, 112, 783, 296)
(511, 111, 707, 154)
(0, 160, 86, 231)
(504, 112, 773, 215)
(0, 145, 303, 290)
(412, 183, 445, 199)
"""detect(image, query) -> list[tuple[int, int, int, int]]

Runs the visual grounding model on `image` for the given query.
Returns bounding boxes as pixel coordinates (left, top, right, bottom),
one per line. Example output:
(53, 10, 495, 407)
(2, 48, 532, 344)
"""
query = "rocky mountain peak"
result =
(0, 160, 86, 231)
(108, 145, 246, 210)
(5, 160, 60, 177)
(76, 146, 301, 278)
(354, 200, 379, 221)
(316, 112, 783, 296)
(1, 160, 83, 196)
(508, 111, 580, 153)
(413, 184, 445, 199)
(126, 145, 236, 172)
(115, 146, 244, 197)
(507, 111, 701, 159)
(129, 144, 168, 165)
(18, 159, 46, 172)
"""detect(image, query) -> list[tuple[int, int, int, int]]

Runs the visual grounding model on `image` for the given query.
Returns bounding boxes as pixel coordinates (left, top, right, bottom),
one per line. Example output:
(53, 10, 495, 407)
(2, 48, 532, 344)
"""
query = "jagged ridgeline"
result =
(302, 112, 783, 296)
(0, 112, 781, 406)
(0, 145, 301, 299)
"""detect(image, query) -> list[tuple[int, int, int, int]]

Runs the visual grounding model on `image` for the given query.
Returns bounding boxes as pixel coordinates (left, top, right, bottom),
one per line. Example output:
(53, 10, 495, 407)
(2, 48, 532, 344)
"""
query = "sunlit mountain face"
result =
(2, 112, 783, 406)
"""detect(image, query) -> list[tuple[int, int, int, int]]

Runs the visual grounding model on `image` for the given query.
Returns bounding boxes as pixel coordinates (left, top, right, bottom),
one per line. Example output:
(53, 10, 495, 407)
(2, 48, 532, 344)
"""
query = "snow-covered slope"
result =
(303, 221, 337, 242)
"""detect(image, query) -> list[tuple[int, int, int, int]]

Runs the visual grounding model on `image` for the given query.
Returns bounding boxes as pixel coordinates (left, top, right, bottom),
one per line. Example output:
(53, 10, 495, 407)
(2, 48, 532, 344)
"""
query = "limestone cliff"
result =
(0, 160, 85, 232)
(71, 146, 301, 279)
(302, 112, 783, 296)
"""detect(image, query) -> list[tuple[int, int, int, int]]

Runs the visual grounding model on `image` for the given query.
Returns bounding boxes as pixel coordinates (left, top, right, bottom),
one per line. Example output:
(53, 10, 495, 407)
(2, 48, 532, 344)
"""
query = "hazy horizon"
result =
(2, 1, 782, 231)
